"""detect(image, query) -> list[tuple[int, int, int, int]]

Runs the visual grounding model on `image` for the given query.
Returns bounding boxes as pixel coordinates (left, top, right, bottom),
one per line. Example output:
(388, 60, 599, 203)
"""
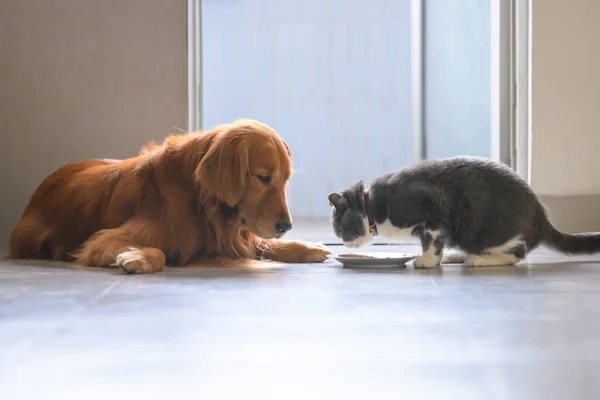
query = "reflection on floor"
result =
(2, 240, 600, 399)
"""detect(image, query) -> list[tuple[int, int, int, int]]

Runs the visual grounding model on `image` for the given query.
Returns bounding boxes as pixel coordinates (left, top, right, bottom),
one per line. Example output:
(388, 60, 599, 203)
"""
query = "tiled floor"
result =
(3, 232, 600, 399)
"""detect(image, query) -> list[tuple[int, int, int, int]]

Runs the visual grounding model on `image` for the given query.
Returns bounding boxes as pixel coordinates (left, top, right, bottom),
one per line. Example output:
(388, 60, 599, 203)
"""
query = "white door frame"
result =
(410, 0, 425, 162)
(513, 0, 532, 183)
(492, 0, 531, 180)
(491, 0, 512, 166)
(187, 0, 202, 133)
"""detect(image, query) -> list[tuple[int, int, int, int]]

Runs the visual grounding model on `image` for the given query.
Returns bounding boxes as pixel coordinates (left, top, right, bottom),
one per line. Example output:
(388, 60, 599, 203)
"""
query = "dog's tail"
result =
(7, 217, 52, 260)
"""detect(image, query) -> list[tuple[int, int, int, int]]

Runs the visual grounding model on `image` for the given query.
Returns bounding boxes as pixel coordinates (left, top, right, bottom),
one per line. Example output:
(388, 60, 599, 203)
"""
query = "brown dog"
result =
(8, 119, 330, 273)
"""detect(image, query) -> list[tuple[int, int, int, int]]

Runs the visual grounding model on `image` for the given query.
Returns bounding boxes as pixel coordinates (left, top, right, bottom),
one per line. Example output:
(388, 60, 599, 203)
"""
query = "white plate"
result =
(332, 252, 417, 268)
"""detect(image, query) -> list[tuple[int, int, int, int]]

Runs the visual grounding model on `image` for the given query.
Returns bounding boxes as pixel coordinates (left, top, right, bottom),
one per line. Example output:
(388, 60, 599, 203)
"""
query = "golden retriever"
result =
(8, 119, 330, 273)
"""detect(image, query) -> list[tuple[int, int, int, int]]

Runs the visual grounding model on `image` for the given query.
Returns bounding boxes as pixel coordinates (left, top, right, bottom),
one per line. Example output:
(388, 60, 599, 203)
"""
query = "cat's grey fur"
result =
(328, 156, 600, 267)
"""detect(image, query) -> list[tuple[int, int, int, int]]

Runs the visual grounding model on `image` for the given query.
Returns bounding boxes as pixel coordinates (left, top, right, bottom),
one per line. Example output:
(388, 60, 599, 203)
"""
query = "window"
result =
(192, 0, 514, 222)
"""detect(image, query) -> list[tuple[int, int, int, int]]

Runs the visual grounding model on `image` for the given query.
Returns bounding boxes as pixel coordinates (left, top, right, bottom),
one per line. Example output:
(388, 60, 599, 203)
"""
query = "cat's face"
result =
(328, 181, 375, 248)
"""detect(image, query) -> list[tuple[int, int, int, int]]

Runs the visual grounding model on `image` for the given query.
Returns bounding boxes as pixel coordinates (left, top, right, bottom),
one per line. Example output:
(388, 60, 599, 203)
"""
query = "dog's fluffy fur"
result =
(8, 119, 330, 273)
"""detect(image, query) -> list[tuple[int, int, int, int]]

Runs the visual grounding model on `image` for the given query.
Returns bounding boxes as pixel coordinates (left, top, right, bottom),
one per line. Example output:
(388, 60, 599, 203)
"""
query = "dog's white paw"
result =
(113, 247, 165, 274)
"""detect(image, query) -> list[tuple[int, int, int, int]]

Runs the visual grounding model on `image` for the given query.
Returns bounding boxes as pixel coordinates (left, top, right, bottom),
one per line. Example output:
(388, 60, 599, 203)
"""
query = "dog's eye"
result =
(257, 175, 271, 185)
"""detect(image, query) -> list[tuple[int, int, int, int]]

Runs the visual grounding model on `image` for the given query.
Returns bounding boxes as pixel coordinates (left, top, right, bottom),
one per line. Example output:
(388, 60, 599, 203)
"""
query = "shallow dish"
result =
(332, 252, 417, 268)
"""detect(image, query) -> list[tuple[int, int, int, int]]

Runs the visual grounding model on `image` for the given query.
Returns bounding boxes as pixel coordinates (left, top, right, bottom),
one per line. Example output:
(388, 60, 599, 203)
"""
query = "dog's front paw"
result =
(260, 239, 332, 264)
(113, 247, 166, 274)
(266, 240, 331, 263)
(413, 255, 440, 269)
(300, 242, 331, 263)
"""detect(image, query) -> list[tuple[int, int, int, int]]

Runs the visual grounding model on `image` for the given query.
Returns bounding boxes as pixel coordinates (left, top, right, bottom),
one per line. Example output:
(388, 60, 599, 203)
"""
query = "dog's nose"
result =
(275, 221, 292, 235)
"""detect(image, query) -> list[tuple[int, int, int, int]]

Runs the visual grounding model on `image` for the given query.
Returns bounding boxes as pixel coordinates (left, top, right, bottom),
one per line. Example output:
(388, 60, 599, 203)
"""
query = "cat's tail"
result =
(541, 218, 600, 254)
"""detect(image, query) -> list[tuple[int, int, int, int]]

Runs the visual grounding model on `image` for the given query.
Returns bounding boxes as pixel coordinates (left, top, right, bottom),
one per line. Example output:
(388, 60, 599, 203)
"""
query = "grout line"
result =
(426, 268, 439, 287)
(94, 275, 127, 301)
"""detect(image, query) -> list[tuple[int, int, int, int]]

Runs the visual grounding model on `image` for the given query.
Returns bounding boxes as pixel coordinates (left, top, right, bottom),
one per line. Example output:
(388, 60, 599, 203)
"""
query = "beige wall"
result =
(0, 0, 188, 249)
(531, 0, 600, 196)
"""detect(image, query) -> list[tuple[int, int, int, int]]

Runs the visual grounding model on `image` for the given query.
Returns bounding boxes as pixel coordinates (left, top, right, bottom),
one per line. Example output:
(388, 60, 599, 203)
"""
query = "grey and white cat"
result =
(328, 156, 600, 268)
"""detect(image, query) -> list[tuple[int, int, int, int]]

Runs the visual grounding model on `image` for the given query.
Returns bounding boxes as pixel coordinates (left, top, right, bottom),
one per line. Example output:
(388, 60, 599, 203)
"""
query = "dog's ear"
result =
(281, 139, 292, 157)
(195, 130, 249, 207)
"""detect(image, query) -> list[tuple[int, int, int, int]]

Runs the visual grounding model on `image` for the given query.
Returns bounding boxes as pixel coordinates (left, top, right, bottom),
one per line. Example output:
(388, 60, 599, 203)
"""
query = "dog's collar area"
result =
(363, 189, 377, 236)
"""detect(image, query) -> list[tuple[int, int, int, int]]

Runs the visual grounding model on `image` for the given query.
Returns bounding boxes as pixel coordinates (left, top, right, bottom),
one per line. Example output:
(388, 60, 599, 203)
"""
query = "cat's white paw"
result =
(466, 255, 488, 267)
(465, 254, 518, 267)
(413, 255, 440, 269)
(441, 252, 466, 264)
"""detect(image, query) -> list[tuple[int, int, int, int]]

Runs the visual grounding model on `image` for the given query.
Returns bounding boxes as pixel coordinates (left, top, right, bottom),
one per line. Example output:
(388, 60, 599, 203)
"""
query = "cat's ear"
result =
(328, 193, 343, 209)
(352, 180, 366, 194)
